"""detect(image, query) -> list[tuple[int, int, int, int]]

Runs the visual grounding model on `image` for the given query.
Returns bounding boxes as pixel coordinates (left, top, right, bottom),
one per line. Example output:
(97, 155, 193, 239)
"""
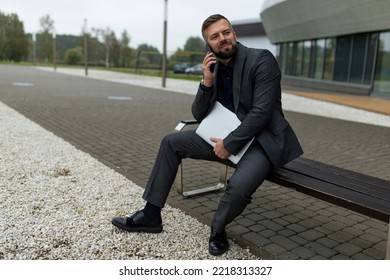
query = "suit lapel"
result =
(233, 43, 246, 113)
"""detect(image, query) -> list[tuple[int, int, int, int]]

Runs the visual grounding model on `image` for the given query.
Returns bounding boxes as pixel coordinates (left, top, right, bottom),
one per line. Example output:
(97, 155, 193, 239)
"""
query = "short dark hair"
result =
(201, 14, 233, 41)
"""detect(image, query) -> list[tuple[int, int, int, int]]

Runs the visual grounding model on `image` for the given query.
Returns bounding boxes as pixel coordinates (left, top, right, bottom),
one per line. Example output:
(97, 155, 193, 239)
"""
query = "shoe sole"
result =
(208, 244, 230, 256)
(111, 219, 163, 233)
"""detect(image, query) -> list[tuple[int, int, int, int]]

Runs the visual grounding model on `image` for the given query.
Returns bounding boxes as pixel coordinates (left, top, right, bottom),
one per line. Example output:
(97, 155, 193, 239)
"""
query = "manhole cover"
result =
(107, 96, 132, 101)
(13, 82, 34, 87)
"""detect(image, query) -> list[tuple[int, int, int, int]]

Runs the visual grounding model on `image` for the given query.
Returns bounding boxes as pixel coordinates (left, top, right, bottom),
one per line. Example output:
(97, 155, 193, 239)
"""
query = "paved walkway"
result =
(1, 65, 389, 259)
(283, 89, 390, 116)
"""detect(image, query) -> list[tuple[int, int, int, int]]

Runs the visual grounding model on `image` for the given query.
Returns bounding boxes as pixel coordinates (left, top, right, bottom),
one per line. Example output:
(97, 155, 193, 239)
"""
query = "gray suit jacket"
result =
(192, 42, 303, 168)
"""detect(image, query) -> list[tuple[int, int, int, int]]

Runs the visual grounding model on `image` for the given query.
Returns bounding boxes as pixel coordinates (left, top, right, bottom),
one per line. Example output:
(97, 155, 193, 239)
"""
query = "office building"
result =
(260, 0, 390, 95)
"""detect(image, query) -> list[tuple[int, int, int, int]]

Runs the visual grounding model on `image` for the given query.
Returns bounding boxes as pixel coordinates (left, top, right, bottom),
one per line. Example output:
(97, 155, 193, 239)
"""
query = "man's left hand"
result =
(210, 137, 230, 159)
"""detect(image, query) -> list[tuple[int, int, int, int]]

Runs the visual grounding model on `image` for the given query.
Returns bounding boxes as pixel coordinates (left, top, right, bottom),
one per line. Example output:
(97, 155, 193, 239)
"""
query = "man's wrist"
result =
(200, 79, 213, 90)
(200, 79, 213, 91)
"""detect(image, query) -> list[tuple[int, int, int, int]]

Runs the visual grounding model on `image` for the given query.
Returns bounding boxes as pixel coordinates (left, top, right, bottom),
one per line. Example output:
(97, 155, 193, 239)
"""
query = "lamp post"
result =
(162, 0, 168, 87)
(84, 18, 88, 76)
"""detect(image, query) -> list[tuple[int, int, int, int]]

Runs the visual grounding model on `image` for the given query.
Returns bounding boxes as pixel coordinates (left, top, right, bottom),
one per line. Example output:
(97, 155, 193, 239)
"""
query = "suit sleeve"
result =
(191, 83, 215, 122)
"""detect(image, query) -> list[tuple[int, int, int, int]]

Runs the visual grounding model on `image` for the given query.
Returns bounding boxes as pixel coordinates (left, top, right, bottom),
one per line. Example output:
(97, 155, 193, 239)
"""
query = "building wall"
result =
(232, 19, 277, 55)
(237, 36, 276, 55)
(260, 0, 390, 95)
(261, 0, 390, 44)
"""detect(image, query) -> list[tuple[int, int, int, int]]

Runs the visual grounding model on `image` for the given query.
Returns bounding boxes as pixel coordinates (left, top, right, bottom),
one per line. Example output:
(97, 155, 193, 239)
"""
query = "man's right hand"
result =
(202, 52, 216, 87)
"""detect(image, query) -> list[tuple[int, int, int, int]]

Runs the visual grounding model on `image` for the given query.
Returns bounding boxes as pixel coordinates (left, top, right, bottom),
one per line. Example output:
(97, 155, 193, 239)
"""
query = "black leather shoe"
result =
(208, 227, 229, 255)
(111, 211, 162, 233)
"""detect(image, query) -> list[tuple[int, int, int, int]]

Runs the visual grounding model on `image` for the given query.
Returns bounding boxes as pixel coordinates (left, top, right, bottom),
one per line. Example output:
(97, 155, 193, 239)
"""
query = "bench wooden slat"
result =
(283, 158, 390, 202)
(293, 157, 390, 191)
(269, 168, 390, 223)
(292, 157, 390, 193)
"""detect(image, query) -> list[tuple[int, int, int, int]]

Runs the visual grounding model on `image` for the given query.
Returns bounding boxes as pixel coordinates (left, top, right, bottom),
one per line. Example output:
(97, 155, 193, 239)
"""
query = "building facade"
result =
(260, 0, 390, 95)
(232, 19, 276, 55)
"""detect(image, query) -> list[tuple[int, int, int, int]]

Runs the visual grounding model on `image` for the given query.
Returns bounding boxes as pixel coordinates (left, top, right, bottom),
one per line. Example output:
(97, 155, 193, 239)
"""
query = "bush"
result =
(64, 48, 82, 65)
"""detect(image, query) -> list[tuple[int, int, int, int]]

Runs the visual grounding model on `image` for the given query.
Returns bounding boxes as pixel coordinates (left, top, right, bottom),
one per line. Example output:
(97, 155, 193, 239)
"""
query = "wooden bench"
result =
(175, 120, 390, 259)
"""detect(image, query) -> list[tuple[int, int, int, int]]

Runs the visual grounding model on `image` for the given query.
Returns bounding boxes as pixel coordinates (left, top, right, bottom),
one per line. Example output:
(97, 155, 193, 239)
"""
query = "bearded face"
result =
(205, 19, 238, 61)
(210, 39, 238, 60)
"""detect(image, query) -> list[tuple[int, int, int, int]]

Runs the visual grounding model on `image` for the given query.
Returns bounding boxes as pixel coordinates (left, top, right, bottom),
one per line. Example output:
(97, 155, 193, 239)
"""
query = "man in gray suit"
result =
(112, 14, 303, 256)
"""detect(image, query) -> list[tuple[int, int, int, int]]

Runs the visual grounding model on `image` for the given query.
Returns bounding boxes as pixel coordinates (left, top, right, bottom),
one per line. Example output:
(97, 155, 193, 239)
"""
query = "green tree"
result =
(119, 30, 131, 67)
(90, 28, 105, 66)
(57, 34, 82, 62)
(93, 27, 118, 67)
(137, 43, 160, 53)
(184, 36, 204, 52)
(37, 14, 55, 62)
(168, 36, 204, 68)
(108, 30, 120, 67)
(136, 43, 161, 68)
(0, 11, 29, 62)
(102, 27, 112, 67)
(64, 47, 82, 65)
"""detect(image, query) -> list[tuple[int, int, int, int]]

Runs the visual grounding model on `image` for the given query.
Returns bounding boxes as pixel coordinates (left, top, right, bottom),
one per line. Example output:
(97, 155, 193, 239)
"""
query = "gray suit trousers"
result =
(142, 130, 272, 231)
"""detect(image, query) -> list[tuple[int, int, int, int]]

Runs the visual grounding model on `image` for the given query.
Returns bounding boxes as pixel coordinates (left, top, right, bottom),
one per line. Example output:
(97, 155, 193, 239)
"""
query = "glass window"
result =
(278, 43, 288, 75)
(276, 44, 281, 62)
(295, 42, 303, 76)
(334, 35, 352, 82)
(286, 42, 294, 75)
(302, 41, 311, 77)
(323, 38, 336, 80)
(364, 33, 378, 84)
(350, 33, 367, 83)
(276, 44, 282, 71)
(374, 31, 390, 93)
(314, 39, 325, 79)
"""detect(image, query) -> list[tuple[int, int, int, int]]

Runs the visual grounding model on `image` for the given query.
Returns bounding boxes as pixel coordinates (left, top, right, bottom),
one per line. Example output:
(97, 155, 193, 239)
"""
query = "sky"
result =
(1, 0, 266, 53)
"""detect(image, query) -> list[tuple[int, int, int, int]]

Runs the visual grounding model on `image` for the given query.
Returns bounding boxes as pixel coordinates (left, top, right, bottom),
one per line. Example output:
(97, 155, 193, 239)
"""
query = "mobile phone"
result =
(205, 44, 216, 73)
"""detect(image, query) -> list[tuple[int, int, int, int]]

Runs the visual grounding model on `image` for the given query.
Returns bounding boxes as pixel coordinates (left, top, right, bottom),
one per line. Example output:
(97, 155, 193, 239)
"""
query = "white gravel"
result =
(0, 101, 257, 260)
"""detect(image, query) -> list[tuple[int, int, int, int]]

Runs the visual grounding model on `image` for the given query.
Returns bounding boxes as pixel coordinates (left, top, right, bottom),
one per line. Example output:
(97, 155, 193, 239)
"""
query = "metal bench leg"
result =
(176, 163, 228, 197)
(386, 220, 390, 260)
